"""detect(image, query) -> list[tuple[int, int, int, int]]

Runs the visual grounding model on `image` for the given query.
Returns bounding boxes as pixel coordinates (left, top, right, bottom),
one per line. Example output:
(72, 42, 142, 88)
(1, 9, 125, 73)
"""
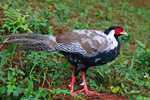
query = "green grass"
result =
(0, 0, 150, 99)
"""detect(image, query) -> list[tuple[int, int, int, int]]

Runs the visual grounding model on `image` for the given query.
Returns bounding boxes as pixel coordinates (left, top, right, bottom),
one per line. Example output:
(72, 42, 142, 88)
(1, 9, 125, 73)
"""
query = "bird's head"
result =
(104, 26, 128, 37)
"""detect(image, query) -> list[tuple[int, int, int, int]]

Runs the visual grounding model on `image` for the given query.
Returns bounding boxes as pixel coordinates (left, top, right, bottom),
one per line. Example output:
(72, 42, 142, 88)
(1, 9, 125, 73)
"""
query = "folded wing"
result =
(56, 30, 110, 58)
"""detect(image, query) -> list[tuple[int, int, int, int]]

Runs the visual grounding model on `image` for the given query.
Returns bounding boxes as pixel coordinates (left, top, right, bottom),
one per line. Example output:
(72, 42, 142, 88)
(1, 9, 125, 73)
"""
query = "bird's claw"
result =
(80, 88, 96, 94)
(71, 89, 96, 97)
(71, 90, 80, 97)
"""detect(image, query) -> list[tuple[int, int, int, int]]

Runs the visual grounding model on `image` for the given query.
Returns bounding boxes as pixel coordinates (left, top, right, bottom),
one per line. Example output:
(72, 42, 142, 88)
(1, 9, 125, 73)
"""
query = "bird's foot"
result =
(70, 90, 80, 97)
(71, 91, 79, 95)
(80, 88, 96, 94)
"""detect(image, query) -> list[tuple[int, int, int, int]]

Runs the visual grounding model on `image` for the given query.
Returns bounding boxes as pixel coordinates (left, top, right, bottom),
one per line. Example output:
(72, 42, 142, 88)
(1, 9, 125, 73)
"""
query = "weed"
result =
(0, 0, 150, 99)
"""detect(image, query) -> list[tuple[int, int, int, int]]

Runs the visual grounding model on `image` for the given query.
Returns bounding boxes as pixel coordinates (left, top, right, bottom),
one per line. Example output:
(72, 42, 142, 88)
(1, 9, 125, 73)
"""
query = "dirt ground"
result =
(57, 93, 125, 100)
(0, 43, 127, 100)
(1, 0, 149, 99)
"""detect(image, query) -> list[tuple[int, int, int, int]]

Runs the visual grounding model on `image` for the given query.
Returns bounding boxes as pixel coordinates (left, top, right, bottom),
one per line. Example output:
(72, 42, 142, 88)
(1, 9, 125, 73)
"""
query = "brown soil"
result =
(55, 93, 125, 100)
(1, 0, 149, 99)
(0, 44, 126, 100)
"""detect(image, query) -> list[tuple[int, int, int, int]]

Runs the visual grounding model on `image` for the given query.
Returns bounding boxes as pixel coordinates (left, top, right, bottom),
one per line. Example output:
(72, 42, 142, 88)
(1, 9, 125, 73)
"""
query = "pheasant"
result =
(3, 26, 127, 95)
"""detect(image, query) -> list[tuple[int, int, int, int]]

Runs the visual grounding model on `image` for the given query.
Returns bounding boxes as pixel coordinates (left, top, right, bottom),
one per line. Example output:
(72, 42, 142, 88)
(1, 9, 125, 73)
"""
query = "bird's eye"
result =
(116, 29, 119, 32)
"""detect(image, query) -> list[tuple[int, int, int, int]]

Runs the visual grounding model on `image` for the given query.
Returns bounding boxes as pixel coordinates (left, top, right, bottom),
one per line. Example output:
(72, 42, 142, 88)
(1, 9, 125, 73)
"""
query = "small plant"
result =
(0, 0, 150, 99)
(1, 4, 32, 33)
(135, 39, 150, 70)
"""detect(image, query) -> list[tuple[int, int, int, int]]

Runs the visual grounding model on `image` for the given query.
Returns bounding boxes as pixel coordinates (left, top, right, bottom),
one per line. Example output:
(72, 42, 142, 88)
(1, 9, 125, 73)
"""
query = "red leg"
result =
(80, 71, 96, 94)
(70, 72, 79, 95)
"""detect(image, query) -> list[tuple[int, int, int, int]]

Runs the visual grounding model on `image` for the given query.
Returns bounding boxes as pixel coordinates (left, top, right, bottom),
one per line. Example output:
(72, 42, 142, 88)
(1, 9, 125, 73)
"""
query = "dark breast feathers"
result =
(56, 30, 120, 76)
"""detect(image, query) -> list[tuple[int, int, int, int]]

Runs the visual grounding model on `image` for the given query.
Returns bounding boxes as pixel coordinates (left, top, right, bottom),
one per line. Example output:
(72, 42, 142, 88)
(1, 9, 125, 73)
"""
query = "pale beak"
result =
(120, 31, 128, 36)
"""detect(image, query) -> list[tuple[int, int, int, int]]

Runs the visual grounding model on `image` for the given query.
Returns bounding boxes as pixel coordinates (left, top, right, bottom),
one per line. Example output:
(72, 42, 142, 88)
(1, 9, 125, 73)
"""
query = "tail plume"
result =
(3, 34, 58, 52)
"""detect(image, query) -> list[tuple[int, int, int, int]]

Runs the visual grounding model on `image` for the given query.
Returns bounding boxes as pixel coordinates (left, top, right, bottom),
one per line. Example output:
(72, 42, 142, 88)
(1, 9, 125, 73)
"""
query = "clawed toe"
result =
(71, 91, 80, 97)
(80, 88, 96, 94)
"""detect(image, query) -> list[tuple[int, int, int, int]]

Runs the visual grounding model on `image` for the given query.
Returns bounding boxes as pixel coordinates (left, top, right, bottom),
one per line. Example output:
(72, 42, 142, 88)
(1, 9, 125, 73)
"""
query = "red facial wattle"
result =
(114, 28, 123, 35)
